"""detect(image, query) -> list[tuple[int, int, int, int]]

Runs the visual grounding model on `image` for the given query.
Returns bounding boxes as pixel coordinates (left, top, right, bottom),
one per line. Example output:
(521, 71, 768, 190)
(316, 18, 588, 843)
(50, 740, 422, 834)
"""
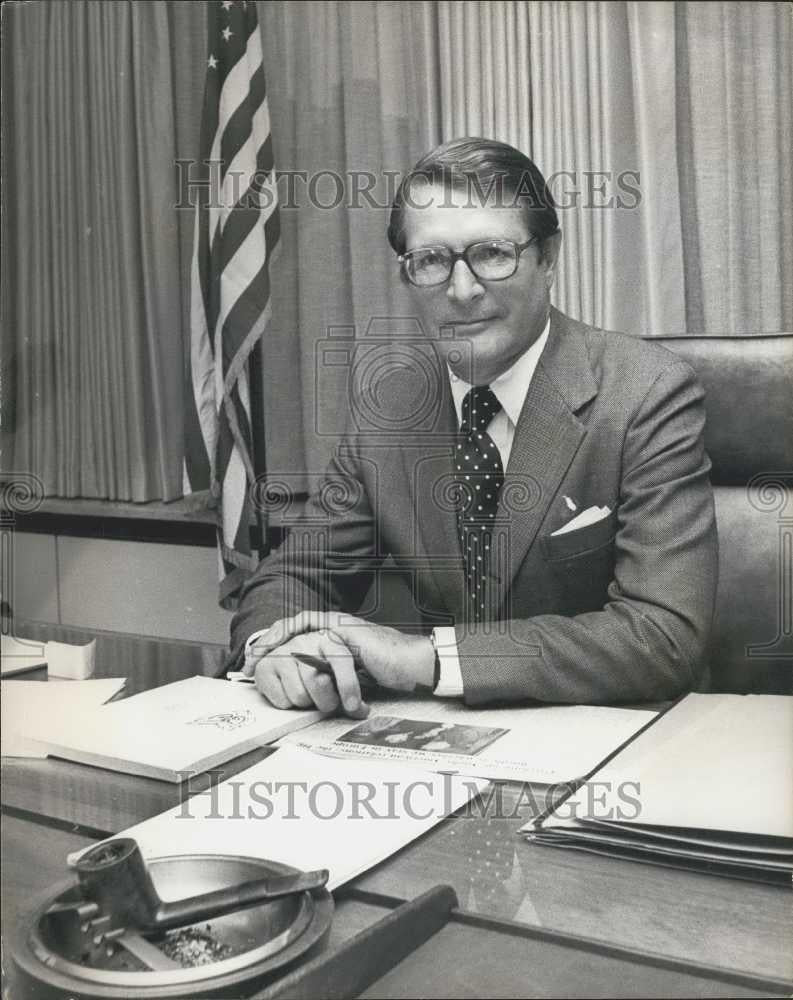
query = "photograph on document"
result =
(338, 716, 508, 756)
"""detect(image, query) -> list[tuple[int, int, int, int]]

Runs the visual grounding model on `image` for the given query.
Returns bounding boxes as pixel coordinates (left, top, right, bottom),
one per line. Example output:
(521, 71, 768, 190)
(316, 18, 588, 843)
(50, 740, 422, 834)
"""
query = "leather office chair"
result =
(371, 333, 793, 695)
(655, 334, 793, 694)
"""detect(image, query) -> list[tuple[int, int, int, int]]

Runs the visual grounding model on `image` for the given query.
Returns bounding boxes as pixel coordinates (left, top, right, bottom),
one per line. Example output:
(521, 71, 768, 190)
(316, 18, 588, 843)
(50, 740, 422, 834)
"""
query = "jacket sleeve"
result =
(227, 436, 382, 670)
(456, 362, 719, 705)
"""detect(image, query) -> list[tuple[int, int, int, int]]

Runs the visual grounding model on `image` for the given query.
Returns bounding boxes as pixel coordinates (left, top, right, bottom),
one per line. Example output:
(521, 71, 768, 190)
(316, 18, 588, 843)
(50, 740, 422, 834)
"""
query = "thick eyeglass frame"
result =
(398, 236, 540, 287)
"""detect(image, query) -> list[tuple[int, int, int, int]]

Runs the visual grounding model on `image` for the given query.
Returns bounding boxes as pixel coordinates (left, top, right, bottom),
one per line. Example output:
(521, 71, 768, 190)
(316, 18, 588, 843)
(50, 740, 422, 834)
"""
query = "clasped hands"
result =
(242, 612, 436, 718)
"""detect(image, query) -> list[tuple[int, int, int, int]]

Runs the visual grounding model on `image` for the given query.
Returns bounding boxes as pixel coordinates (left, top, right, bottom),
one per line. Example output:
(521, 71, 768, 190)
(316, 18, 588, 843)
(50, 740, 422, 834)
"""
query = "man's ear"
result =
(542, 230, 562, 290)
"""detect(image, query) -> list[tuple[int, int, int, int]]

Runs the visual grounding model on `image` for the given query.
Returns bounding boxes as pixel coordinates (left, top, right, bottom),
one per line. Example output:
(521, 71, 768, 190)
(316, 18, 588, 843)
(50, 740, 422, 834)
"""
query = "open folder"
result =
(522, 693, 793, 885)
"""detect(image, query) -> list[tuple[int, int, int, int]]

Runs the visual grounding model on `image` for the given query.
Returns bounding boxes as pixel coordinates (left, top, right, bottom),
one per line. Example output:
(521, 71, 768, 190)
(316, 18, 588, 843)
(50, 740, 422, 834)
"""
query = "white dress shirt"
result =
(433, 317, 551, 697)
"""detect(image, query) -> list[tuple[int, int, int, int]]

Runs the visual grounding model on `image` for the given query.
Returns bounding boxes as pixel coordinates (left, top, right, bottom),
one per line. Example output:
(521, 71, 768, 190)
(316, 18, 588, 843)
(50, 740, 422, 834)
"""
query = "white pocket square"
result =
(551, 505, 611, 537)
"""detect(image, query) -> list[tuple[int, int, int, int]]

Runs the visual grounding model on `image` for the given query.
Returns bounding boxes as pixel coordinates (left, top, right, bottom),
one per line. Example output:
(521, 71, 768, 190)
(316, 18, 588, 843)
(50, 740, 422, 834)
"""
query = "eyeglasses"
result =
(398, 237, 540, 287)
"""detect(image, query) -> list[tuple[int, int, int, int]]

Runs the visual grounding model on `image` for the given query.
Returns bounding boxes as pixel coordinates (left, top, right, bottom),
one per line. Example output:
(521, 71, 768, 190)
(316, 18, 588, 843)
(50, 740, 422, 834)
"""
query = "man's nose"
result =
(447, 259, 484, 303)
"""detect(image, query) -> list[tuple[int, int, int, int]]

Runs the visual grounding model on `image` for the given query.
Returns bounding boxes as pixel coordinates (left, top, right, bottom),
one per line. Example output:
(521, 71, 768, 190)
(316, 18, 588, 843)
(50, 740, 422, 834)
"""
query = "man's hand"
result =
(250, 629, 368, 718)
(243, 613, 436, 716)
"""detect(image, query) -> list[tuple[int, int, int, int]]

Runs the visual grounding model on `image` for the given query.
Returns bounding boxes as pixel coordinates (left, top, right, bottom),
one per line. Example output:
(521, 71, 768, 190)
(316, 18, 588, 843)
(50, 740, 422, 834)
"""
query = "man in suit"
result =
(230, 137, 718, 716)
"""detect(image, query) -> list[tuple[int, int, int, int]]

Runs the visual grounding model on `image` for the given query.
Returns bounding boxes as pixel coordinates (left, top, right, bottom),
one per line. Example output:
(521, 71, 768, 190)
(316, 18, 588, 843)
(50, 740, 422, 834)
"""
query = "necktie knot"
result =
(461, 385, 502, 436)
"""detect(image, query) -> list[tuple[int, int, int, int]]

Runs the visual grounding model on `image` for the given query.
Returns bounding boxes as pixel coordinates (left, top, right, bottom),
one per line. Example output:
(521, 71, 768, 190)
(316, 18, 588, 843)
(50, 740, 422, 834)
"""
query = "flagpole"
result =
(249, 338, 271, 560)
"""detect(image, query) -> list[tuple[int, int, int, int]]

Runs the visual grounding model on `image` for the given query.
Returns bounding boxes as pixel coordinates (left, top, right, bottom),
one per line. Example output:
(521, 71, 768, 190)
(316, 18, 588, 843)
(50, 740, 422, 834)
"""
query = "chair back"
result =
(653, 334, 793, 693)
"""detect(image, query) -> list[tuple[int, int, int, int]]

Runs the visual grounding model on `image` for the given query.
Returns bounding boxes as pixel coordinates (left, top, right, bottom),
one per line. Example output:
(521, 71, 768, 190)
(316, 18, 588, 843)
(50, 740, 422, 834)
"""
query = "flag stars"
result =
(222, 25, 234, 41)
(208, 53, 218, 69)
(221, 0, 234, 9)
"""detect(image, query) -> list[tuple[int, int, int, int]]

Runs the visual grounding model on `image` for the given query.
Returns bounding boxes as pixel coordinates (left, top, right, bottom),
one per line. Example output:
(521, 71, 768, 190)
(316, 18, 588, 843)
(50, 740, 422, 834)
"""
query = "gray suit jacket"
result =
(230, 307, 718, 705)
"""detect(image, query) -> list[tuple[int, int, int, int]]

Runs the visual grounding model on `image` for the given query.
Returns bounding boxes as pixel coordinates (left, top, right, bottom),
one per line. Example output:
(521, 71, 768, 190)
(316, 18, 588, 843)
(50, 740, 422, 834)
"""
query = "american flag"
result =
(185, 0, 279, 607)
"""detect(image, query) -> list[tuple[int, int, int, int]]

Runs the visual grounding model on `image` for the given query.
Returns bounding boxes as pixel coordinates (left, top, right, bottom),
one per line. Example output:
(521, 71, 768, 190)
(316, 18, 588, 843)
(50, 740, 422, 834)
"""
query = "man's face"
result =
(401, 181, 559, 384)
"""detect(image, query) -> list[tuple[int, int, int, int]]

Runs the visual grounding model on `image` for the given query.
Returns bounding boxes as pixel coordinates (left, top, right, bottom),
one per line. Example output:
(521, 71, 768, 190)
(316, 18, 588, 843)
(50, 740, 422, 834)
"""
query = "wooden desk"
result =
(3, 623, 792, 997)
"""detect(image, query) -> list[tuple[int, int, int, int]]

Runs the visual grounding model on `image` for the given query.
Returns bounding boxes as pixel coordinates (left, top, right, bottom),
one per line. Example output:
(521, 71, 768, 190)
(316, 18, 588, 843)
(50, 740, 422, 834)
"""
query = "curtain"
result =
(676, 1, 793, 334)
(430, 0, 792, 337)
(161, 0, 442, 495)
(432, 1, 687, 334)
(4, 2, 790, 501)
(3, 1, 185, 500)
(251, 0, 440, 488)
(2, 0, 442, 498)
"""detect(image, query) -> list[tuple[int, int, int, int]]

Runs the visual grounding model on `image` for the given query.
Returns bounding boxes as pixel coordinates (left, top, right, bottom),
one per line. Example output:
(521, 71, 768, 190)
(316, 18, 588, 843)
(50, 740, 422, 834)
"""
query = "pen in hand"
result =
(230, 653, 373, 684)
(227, 654, 332, 684)
(228, 652, 374, 715)
(293, 651, 375, 688)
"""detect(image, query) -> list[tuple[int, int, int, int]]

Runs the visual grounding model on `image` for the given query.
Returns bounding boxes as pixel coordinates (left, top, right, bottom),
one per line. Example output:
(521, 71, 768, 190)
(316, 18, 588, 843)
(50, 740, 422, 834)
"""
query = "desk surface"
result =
(2, 622, 792, 994)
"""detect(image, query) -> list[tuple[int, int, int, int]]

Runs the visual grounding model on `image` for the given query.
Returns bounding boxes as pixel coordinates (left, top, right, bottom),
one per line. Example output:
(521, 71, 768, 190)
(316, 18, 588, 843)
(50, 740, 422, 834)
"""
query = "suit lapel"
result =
(490, 309, 598, 616)
(405, 312, 598, 624)
(403, 356, 465, 622)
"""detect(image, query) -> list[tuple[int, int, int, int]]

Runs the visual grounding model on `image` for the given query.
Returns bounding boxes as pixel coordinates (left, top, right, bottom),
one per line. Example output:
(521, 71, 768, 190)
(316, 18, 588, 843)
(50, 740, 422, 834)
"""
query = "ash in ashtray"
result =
(160, 925, 233, 968)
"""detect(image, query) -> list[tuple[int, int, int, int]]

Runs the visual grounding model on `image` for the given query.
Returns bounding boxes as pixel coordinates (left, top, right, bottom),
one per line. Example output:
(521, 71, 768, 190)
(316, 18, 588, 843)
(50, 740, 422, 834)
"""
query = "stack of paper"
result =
(69, 746, 487, 891)
(523, 694, 793, 884)
(22, 676, 325, 781)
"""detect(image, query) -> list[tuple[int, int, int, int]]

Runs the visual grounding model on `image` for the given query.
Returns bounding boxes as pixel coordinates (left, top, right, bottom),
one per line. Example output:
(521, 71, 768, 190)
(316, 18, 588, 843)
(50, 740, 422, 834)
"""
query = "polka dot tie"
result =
(454, 385, 504, 623)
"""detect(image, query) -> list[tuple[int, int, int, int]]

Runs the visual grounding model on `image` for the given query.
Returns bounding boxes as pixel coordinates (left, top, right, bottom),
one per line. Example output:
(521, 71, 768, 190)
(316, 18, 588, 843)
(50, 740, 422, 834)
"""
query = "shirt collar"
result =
(448, 316, 551, 427)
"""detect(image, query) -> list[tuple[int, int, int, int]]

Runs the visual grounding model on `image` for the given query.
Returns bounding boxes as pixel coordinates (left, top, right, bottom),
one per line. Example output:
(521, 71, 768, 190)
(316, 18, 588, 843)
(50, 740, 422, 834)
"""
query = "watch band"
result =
(429, 629, 441, 690)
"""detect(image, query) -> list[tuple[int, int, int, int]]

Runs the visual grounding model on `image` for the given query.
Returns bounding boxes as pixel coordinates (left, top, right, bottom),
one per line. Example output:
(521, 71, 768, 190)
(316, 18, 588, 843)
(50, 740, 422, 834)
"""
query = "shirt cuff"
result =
(432, 626, 464, 697)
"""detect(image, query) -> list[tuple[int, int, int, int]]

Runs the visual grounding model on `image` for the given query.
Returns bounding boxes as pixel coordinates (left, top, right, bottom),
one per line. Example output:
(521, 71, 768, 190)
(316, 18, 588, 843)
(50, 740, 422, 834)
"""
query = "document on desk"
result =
(275, 696, 657, 784)
(1, 634, 98, 679)
(1, 677, 127, 757)
(1, 634, 48, 677)
(68, 746, 488, 891)
(22, 676, 325, 780)
(523, 693, 793, 884)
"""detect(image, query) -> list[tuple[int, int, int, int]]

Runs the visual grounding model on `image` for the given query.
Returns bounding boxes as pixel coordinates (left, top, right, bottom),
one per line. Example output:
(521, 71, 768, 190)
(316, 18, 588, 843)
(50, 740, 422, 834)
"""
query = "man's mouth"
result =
(446, 317, 497, 328)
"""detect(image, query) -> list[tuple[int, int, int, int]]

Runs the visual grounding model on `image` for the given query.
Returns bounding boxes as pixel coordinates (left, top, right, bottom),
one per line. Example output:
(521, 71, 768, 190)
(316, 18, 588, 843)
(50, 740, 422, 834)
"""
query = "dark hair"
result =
(387, 137, 559, 255)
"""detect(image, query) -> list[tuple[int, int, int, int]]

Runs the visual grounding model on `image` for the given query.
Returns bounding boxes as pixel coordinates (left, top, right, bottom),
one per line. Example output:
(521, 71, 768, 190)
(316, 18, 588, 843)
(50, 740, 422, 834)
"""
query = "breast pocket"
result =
(540, 509, 618, 562)
(539, 510, 618, 614)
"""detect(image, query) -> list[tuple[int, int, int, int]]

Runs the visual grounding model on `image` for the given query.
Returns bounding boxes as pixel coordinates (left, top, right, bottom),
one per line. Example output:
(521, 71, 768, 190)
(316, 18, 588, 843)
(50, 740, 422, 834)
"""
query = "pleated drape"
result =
(676, 1, 793, 334)
(437, 1, 532, 151)
(4, 1, 184, 500)
(432, 1, 688, 334)
(251, 0, 440, 486)
(3, 2, 789, 501)
(430, 0, 790, 337)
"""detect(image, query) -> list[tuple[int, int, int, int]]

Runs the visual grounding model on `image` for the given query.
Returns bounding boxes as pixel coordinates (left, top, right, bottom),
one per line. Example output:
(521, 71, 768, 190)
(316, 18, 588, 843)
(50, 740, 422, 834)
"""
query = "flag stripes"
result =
(185, 0, 279, 607)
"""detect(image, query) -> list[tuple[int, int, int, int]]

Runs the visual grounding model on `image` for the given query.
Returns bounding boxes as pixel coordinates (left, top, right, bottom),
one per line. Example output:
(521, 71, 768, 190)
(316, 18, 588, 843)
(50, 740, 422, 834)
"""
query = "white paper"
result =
(526, 693, 793, 839)
(1, 634, 48, 676)
(1, 635, 99, 679)
(1, 677, 127, 757)
(45, 638, 97, 679)
(68, 746, 488, 892)
(29, 676, 324, 780)
(276, 697, 655, 784)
